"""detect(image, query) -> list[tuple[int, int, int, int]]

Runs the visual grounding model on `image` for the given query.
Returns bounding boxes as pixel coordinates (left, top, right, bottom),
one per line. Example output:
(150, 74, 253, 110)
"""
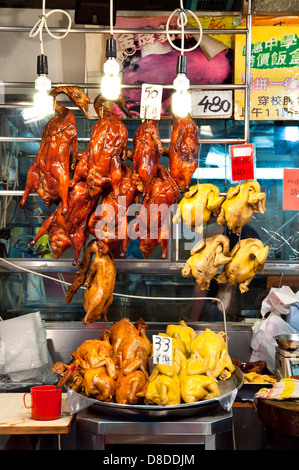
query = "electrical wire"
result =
(0, 256, 228, 338)
(29, 0, 72, 55)
(165, 0, 203, 53)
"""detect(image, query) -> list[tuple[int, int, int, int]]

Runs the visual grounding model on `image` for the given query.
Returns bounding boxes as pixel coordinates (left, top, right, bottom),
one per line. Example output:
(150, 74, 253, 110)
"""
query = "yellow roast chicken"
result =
(217, 180, 266, 235)
(173, 183, 225, 234)
(217, 238, 269, 293)
(157, 333, 187, 374)
(180, 353, 220, 403)
(165, 320, 198, 357)
(182, 234, 232, 290)
(145, 364, 181, 405)
(190, 329, 235, 380)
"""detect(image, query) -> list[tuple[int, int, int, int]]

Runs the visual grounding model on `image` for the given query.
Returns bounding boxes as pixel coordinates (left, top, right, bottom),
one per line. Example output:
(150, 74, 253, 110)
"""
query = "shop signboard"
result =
(235, 17, 299, 120)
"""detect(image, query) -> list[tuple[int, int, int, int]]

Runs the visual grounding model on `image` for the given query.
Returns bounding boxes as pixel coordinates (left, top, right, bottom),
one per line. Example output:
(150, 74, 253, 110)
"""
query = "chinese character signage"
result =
(235, 18, 299, 120)
(230, 144, 256, 182)
(283, 168, 299, 210)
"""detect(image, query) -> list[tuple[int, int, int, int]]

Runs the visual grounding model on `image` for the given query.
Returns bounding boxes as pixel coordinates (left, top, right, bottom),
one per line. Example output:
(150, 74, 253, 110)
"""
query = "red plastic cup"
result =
(23, 385, 62, 421)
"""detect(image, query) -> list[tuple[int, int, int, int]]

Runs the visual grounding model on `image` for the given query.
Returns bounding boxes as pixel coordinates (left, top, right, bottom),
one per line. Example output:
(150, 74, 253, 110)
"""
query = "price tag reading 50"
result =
(152, 335, 172, 365)
(140, 84, 163, 120)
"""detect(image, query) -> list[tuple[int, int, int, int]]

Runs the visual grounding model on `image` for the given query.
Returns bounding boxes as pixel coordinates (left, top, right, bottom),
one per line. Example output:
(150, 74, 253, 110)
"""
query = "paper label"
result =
(230, 144, 256, 182)
(140, 84, 163, 120)
(191, 90, 233, 118)
(283, 168, 299, 211)
(152, 335, 172, 365)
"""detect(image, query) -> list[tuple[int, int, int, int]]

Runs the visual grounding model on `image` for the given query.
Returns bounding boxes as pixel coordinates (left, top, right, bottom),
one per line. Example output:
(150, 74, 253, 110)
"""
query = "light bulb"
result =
(22, 74, 54, 122)
(101, 58, 121, 101)
(172, 72, 191, 117)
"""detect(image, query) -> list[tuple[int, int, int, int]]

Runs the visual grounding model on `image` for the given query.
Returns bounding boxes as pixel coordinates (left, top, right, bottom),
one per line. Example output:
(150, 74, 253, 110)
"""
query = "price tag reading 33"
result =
(140, 84, 163, 120)
(152, 335, 172, 365)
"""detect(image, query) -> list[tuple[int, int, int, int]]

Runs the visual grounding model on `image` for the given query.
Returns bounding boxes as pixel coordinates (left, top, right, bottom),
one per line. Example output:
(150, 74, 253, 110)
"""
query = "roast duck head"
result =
(93, 92, 132, 119)
(217, 238, 269, 293)
(173, 183, 225, 234)
(50, 85, 90, 118)
(217, 180, 266, 235)
(182, 234, 232, 290)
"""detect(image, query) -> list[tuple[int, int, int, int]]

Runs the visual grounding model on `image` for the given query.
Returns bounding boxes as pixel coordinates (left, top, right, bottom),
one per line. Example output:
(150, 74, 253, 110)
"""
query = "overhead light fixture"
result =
(172, 55, 191, 117)
(23, 0, 71, 122)
(166, 1, 202, 117)
(101, 37, 121, 101)
(100, 0, 121, 101)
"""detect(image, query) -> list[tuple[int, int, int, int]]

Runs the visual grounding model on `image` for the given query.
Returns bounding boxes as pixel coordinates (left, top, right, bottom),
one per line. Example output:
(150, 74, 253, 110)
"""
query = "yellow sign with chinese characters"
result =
(235, 22, 299, 120)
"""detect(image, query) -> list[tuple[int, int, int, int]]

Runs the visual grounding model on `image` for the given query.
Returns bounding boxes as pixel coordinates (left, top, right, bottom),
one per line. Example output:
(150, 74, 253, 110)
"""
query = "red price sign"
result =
(230, 144, 255, 182)
(283, 168, 299, 211)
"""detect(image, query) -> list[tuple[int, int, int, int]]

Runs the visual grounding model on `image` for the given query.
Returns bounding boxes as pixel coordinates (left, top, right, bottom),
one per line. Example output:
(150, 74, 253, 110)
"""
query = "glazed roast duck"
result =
(70, 93, 132, 198)
(20, 86, 90, 215)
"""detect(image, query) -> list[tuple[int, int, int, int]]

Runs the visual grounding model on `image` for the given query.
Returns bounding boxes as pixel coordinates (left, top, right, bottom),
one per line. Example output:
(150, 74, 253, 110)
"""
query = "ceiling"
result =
(0, 0, 184, 10)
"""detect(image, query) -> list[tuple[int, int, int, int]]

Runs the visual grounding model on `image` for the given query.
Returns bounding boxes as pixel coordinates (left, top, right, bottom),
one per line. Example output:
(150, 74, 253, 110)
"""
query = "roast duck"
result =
(71, 94, 132, 198)
(168, 114, 198, 191)
(20, 86, 90, 215)
(137, 164, 180, 259)
(87, 162, 139, 257)
(129, 119, 165, 194)
(52, 319, 235, 406)
(65, 239, 116, 323)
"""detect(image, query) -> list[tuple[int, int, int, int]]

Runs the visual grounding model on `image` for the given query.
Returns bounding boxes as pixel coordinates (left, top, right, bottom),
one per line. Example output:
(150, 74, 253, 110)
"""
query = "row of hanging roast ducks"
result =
(19, 86, 269, 324)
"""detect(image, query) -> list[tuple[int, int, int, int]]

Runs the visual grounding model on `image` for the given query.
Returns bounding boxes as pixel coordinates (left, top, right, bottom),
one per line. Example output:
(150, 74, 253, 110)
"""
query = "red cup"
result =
(23, 385, 62, 420)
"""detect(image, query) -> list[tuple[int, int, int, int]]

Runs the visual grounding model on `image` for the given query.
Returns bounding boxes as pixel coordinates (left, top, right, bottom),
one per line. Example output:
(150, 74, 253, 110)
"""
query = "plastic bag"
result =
(0, 311, 56, 389)
(250, 312, 295, 374)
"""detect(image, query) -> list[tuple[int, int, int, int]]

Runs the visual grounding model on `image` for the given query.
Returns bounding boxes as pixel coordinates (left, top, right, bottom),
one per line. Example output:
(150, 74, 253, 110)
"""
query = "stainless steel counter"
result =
(76, 405, 234, 450)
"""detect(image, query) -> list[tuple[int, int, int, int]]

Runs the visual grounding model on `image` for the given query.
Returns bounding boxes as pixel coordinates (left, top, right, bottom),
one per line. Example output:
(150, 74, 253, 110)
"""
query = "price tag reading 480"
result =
(152, 335, 172, 365)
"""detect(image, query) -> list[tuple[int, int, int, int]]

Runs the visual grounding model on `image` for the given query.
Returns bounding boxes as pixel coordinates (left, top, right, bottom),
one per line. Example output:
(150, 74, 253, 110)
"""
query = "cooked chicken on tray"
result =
(20, 86, 90, 214)
(53, 319, 237, 407)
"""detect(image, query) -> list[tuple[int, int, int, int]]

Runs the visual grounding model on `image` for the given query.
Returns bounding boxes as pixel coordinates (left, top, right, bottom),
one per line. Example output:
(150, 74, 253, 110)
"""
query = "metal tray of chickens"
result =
(87, 367, 244, 420)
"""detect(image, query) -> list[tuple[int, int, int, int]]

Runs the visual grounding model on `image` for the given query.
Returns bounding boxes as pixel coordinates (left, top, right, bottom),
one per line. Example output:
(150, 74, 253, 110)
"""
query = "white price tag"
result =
(152, 335, 172, 365)
(140, 84, 163, 120)
(191, 90, 233, 119)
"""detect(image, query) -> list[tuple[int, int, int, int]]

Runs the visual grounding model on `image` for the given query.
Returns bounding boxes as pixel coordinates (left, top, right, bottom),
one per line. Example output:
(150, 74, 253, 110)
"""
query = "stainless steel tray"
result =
(85, 367, 244, 420)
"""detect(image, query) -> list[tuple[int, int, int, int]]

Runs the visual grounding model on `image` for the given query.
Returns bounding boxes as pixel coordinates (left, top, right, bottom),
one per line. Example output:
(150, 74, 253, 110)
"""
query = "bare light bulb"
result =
(172, 72, 191, 117)
(23, 74, 54, 122)
(101, 57, 121, 101)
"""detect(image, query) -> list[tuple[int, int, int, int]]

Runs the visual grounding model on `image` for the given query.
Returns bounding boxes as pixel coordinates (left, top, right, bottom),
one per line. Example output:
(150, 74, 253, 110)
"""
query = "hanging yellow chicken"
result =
(182, 234, 232, 290)
(216, 238, 269, 293)
(173, 183, 225, 234)
(217, 180, 266, 235)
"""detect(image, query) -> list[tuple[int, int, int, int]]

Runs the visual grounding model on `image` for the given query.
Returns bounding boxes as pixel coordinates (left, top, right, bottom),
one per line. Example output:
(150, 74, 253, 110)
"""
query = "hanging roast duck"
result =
(70, 94, 132, 198)
(20, 86, 90, 215)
